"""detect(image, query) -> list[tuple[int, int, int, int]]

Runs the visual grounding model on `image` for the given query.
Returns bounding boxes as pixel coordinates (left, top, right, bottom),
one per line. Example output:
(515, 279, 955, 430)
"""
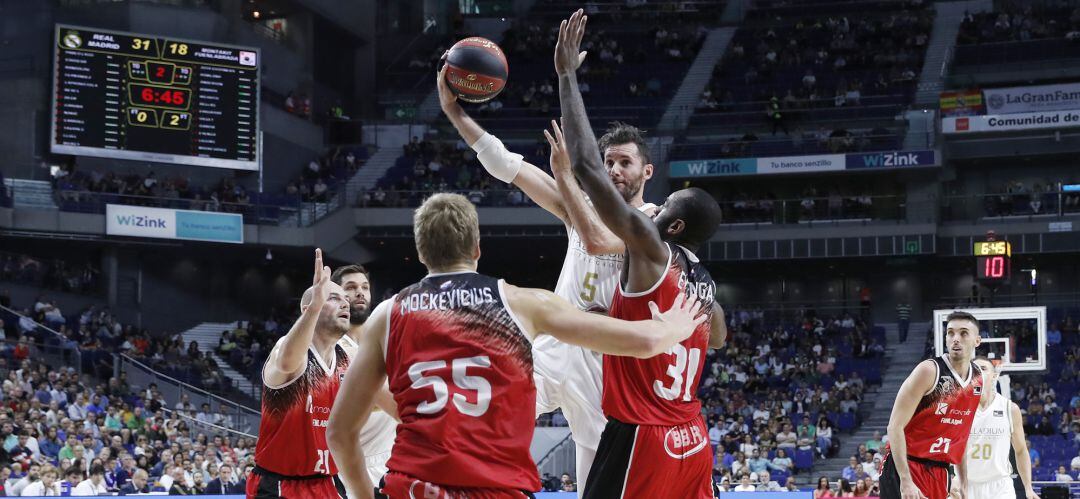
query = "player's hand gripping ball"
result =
(443, 37, 508, 103)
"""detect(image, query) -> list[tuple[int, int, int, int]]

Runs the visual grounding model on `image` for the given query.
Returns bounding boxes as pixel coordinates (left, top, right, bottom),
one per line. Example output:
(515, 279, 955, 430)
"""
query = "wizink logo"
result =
(684, 160, 746, 175)
(116, 213, 167, 228)
(861, 152, 921, 168)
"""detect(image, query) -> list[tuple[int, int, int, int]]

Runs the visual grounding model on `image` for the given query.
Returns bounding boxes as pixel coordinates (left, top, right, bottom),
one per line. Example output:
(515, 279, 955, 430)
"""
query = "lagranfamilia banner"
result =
(983, 82, 1080, 115)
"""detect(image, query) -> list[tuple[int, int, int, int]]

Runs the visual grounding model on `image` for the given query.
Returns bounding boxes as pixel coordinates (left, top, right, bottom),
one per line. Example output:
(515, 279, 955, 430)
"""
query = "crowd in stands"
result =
(283, 146, 369, 203)
(0, 253, 99, 296)
(978, 179, 1080, 217)
(0, 351, 254, 496)
(52, 166, 258, 214)
(957, 2, 1080, 45)
(705, 308, 885, 488)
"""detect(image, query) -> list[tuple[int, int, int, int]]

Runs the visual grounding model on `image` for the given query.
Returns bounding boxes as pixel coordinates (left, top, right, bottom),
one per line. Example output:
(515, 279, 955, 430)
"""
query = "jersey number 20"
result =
(654, 344, 702, 402)
(409, 356, 492, 417)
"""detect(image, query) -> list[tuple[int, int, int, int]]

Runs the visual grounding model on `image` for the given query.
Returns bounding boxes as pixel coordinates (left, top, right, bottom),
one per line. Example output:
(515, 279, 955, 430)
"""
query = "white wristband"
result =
(470, 133, 522, 184)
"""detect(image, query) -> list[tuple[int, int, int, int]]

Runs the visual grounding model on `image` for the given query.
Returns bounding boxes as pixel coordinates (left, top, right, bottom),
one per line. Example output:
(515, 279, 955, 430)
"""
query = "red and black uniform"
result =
(247, 346, 349, 499)
(381, 271, 540, 498)
(583, 244, 715, 499)
(880, 355, 984, 499)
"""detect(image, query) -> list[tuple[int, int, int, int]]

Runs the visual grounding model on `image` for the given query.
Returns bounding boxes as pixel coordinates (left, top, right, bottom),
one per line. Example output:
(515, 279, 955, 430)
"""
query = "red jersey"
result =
(254, 345, 348, 477)
(603, 243, 715, 426)
(891, 355, 984, 464)
(384, 271, 541, 492)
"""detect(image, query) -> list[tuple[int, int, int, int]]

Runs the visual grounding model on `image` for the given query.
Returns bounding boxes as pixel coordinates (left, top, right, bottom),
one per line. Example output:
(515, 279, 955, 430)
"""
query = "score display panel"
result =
(974, 240, 1011, 281)
(51, 25, 260, 171)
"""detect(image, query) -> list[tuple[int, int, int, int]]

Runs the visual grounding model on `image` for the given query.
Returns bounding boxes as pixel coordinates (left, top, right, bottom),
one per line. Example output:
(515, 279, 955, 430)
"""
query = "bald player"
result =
(247, 249, 350, 498)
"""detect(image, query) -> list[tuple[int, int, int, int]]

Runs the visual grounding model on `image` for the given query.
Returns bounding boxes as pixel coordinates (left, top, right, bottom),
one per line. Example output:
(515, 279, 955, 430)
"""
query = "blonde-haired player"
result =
(966, 357, 1039, 499)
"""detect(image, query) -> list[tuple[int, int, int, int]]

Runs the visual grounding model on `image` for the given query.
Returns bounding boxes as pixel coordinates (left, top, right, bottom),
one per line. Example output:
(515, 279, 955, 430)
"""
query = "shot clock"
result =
(51, 25, 260, 170)
(974, 240, 1011, 282)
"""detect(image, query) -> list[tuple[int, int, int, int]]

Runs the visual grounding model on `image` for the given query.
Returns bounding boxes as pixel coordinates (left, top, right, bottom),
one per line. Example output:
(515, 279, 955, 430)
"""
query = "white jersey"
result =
(966, 393, 1013, 484)
(533, 202, 656, 451)
(338, 334, 398, 484)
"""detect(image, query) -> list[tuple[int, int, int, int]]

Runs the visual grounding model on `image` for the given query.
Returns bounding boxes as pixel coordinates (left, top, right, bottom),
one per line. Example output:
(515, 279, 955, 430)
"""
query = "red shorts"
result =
(245, 469, 342, 499)
(381, 472, 533, 499)
(582, 415, 713, 499)
(879, 452, 952, 499)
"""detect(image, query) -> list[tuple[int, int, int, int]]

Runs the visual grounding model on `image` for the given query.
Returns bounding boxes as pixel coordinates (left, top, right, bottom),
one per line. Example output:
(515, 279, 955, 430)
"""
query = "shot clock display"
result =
(974, 241, 1011, 281)
(51, 25, 260, 170)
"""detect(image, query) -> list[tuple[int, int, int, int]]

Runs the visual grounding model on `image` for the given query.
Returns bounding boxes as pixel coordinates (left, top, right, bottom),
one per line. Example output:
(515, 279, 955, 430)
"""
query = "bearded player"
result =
(965, 357, 1039, 499)
(247, 249, 349, 498)
(880, 311, 984, 499)
(331, 265, 398, 495)
(556, 10, 724, 497)
(326, 193, 707, 498)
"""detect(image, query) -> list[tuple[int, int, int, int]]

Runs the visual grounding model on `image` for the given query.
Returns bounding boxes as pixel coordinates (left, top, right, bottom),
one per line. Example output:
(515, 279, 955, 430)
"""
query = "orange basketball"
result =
(444, 37, 508, 103)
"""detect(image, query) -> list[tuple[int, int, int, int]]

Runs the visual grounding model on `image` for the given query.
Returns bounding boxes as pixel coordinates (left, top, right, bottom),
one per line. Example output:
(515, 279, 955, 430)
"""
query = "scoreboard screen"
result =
(974, 240, 1011, 282)
(51, 25, 260, 171)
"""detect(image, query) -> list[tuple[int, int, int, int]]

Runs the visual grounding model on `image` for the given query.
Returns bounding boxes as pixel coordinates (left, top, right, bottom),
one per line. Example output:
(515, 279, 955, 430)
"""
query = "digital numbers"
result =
(161, 111, 190, 130)
(131, 38, 151, 51)
(127, 107, 158, 128)
(128, 83, 190, 111)
(969, 443, 992, 460)
(929, 437, 952, 454)
(408, 356, 492, 417)
(974, 241, 1011, 257)
(654, 344, 702, 402)
(168, 42, 189, 55)
(579, 272, 599, 303)
(976, 256, 1010, 281)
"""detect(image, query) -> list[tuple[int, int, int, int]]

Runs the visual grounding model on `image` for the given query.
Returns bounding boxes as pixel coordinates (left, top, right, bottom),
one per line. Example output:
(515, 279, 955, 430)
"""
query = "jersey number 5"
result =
(653, 344, 702, 402)
(408, 356, 492, 417)
(580, 272, 599, 302)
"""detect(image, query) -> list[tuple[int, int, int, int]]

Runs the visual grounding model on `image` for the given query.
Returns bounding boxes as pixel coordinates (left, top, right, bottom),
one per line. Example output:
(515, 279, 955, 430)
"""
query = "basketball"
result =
(444, 37, 508, 103)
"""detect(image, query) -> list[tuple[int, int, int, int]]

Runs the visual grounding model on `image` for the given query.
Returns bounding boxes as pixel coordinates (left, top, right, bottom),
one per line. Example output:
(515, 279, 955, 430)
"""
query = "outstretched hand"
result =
(555, 9, 588, 76)
(649, 293, 707, 343)
(543, 119, 571, 176)
(309, 248, 332, 311)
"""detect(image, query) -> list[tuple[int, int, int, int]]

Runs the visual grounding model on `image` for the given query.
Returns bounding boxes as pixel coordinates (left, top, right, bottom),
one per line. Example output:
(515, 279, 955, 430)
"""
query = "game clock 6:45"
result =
(973, 241, 1011, 282)
(127, 83, 191, 111)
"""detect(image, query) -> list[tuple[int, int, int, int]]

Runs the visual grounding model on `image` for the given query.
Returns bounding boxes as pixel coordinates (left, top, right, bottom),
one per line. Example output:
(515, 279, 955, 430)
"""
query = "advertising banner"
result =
(756, 154, 845, 175)
(670, 158, 756, 177)
(939, 89, 984, 117)
(846, 150, 937, 169)
(106, 204, 243, 243)
(942, 109, 1080, 134)
(983, 82, 1080, 115)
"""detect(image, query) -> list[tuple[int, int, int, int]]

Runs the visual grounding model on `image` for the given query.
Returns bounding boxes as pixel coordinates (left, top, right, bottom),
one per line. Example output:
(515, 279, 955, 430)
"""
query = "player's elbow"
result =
(582, 238, 616, 256)
(325, 421, 352, 453)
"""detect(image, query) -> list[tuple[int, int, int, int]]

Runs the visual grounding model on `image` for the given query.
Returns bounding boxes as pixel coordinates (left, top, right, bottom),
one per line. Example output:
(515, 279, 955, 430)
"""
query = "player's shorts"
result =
(878, 453, 952, 499)
(532, 336, 607, 450)
(381, 472, 536, 499)
(967, 477, 1018, 499)
(246, 466, 344, 499)
(581, 415, 713, 499)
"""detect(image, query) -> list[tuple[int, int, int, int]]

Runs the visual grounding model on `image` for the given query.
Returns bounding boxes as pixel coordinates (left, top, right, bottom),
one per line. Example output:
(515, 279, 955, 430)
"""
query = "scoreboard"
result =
(974, 240, 1011, 282)
(51, 25, 260, 171)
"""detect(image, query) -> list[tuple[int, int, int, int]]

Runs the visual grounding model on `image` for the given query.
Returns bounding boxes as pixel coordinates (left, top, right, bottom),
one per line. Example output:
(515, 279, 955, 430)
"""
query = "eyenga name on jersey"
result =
(397, 287, 495, 314)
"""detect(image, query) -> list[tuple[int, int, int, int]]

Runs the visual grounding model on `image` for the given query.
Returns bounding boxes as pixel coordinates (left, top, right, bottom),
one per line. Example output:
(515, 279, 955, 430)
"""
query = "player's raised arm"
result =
(1010, 400, 1040, 499)
(555, 10, 667, 267)
(327, 299, 392, 499)
(545, 119, 627, 255)
(505, 283, 704, 358)
(436, 65, 569, 223)
(886, 360, 938, 499)
(263, 249, 332, 387)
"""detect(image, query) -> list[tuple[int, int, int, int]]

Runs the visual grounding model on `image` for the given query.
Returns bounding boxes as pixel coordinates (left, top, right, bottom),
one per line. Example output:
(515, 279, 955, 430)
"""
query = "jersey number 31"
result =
(409, 356, 492, 417)
(654, 345, 702, 402)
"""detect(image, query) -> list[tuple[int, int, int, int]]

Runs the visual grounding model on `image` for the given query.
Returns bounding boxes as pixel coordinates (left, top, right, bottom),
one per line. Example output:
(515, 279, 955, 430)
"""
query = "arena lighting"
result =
(1064, 184, 1080, 192)
(265, 249, 273, 261)
(253, 10, 261, 18)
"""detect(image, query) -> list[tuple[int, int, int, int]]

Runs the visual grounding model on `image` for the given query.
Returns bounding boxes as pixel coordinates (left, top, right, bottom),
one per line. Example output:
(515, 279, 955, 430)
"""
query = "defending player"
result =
(331, 265, 398, 496)
(966, 357, 1039, 499)
(556, 11, 724, 497)
(326, 193, 707, 499)
(247, 249, 350, 498)
(879, 311, 984, 499)
(436, 57, 666, 490)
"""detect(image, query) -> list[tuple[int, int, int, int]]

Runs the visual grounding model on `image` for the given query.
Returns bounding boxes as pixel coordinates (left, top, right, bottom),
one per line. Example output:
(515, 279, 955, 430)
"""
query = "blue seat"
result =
(794, 448, 814, 471)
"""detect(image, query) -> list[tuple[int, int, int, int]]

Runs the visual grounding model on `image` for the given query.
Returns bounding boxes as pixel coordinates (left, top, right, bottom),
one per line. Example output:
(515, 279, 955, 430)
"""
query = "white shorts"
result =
(967, 476, 1016, 499)
(533, 335, 607, 451)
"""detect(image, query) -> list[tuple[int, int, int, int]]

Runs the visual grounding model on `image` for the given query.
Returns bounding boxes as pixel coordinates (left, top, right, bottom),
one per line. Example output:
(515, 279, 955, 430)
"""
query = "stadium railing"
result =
(120, 354, 261, 434)
(0, 304, 84, 377)
(941, 190, 1080, 223)
(952, 38, 1080, 68)
(668, 132, 912, 160)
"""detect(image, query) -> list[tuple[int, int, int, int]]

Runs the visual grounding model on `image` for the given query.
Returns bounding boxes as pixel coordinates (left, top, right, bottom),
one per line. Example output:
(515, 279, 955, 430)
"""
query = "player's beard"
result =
(614, 173, 644, 202)
(349, 303, 370, 325)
